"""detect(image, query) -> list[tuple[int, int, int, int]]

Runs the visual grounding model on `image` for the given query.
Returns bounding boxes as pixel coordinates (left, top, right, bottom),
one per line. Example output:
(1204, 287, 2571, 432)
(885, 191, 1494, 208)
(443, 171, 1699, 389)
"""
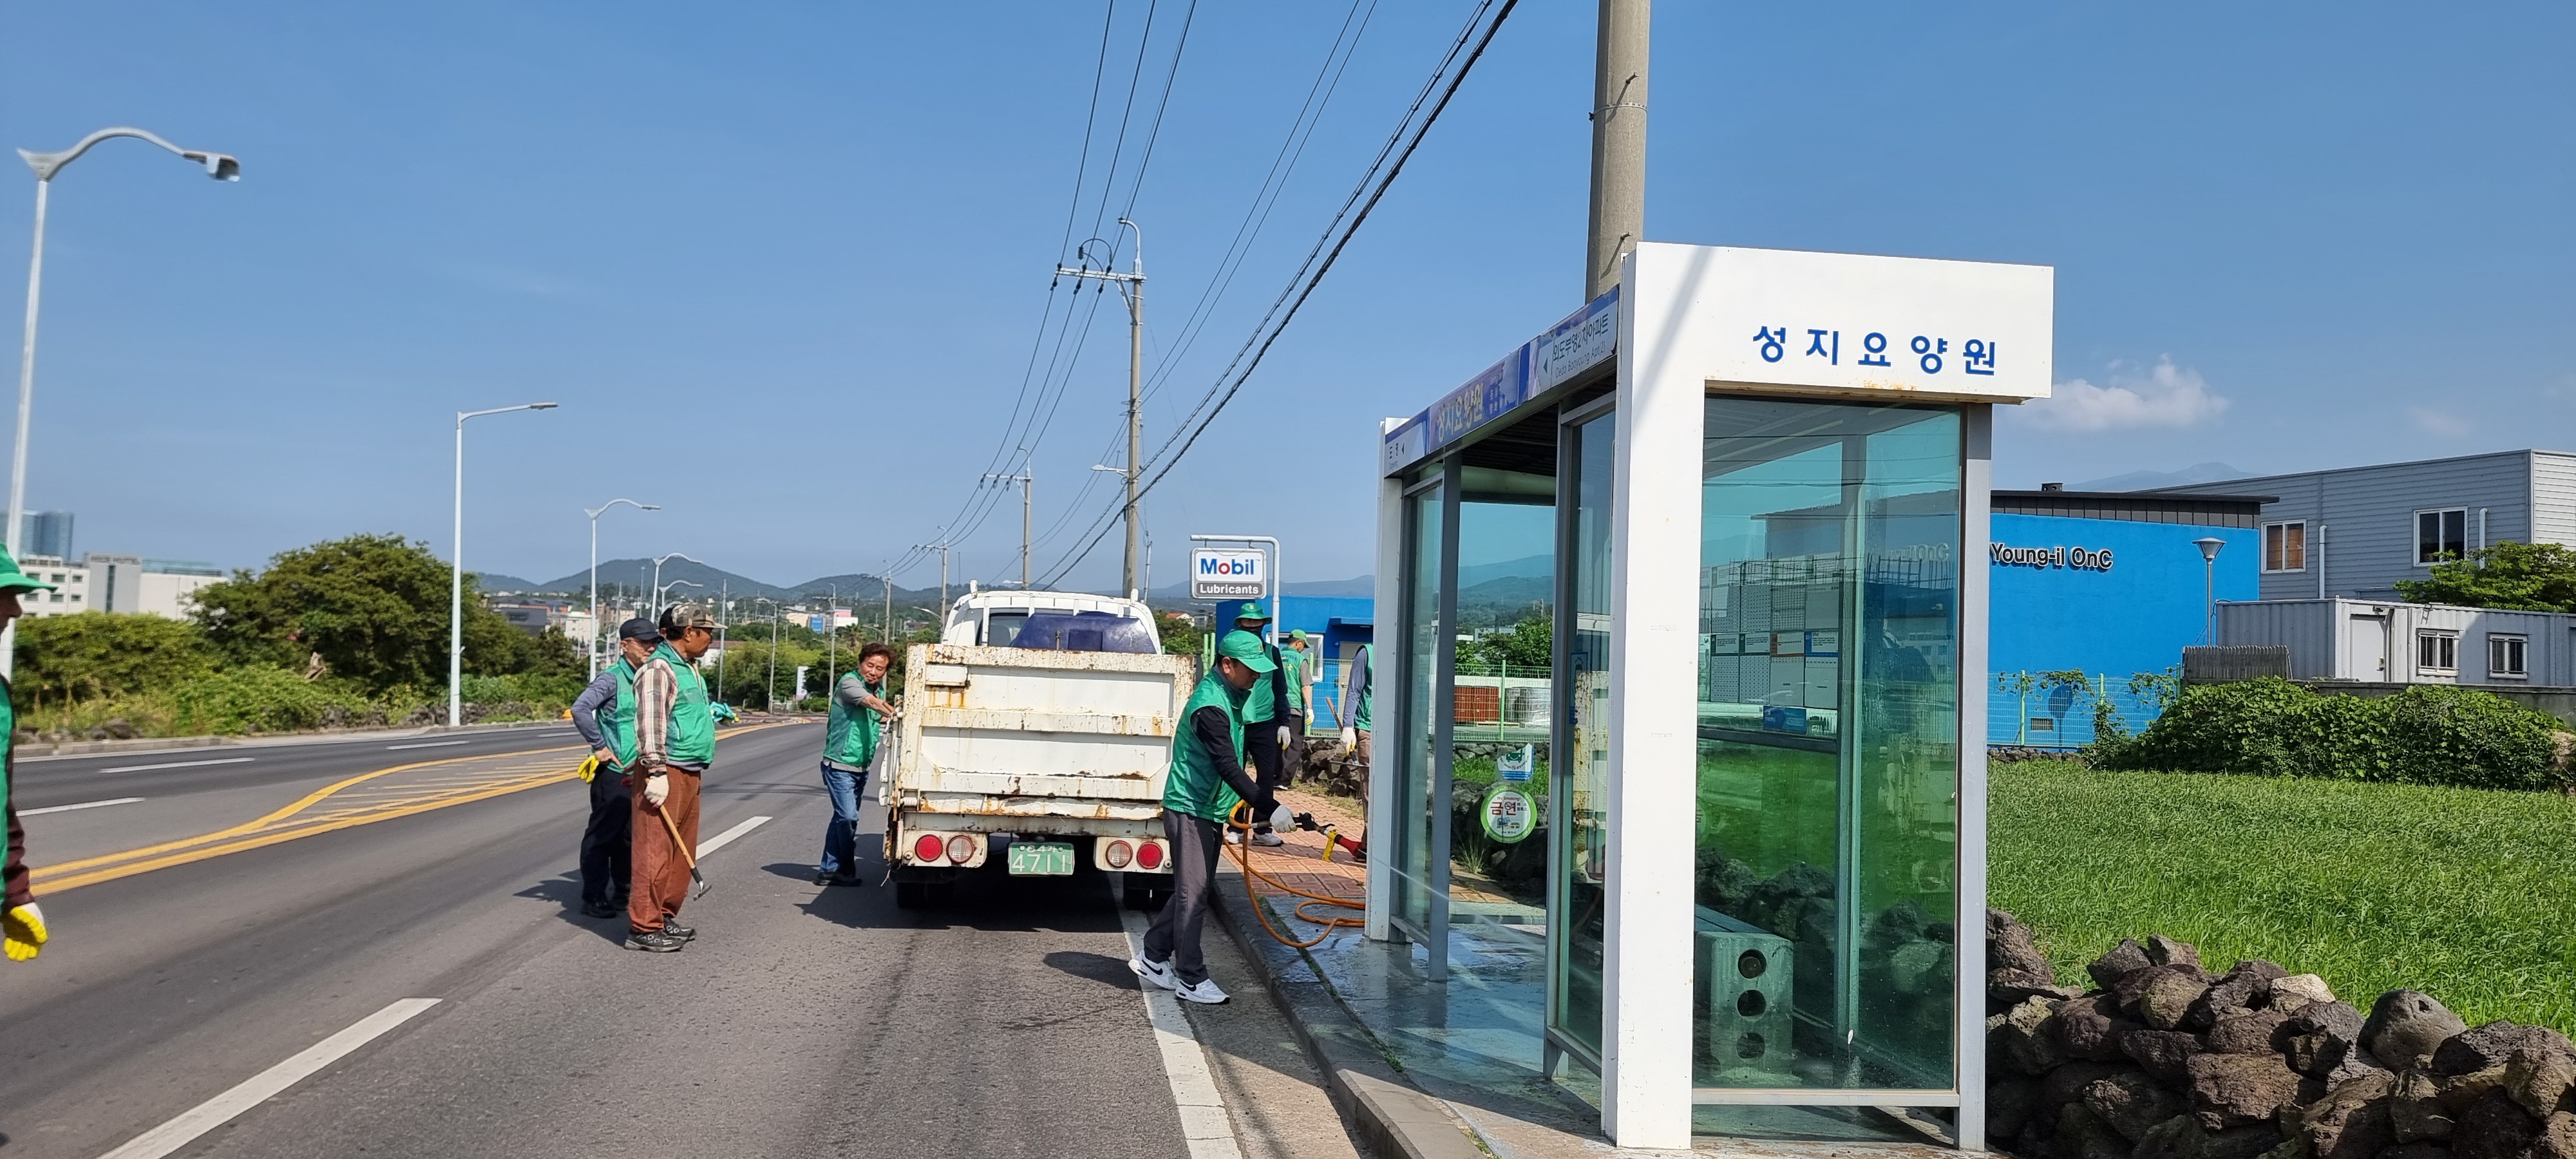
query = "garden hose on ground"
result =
(1225, 804, 1367, 950)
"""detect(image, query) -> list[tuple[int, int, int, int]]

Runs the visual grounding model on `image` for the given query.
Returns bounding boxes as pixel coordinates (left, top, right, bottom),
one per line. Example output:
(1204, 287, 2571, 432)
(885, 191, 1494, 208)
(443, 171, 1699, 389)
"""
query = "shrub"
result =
(2100, 677, 2570, 790)
(170, 665, 375, 735)
(14, 612, 215, 705)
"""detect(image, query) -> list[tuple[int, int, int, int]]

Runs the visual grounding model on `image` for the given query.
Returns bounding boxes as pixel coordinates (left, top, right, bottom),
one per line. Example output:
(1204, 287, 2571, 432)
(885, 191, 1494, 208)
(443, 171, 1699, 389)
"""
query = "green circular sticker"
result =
(1479, 784, 1536, 844)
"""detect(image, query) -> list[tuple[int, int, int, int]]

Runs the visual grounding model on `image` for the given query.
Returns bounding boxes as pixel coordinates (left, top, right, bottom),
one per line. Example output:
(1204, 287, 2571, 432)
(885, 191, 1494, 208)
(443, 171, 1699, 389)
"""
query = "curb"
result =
(1209, 864, 1490, 1159)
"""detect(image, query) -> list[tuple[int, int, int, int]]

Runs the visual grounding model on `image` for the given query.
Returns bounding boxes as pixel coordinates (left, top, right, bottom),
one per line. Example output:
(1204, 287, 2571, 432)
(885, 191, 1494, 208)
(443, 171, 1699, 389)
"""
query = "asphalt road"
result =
(0, 721, 1363, 1159)
(10, 723, 596, 809)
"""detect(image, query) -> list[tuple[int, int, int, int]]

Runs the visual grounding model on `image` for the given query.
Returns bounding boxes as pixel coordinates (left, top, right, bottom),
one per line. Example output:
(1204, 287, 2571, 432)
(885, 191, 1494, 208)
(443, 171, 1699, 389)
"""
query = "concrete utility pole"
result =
(1056, 218, 1145, 598)
(983, 471, 1034, 589)
(914, 542, 952, 616)
(1586, 0, 1649, 300)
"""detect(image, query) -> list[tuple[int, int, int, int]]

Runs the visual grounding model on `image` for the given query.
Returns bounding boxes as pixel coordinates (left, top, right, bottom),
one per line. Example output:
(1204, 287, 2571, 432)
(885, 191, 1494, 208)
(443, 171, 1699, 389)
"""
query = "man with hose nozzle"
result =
(1130, 630, 1290, 1004)
(1220, 601, 1293, 848)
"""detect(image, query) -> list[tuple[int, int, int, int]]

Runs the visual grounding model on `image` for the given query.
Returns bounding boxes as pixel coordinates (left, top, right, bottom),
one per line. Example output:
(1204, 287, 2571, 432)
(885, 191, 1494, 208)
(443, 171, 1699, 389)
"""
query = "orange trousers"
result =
(627, 768, 702, 934)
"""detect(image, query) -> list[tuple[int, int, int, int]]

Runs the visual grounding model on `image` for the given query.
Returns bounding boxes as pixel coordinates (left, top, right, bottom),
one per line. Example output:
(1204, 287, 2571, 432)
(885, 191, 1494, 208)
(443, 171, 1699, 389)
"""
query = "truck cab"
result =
(940, 587, 1162, 650)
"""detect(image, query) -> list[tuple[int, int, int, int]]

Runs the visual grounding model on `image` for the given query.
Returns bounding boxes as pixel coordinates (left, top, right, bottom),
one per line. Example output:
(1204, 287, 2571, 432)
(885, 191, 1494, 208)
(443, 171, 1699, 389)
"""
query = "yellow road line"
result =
(30, 722, 796, 894)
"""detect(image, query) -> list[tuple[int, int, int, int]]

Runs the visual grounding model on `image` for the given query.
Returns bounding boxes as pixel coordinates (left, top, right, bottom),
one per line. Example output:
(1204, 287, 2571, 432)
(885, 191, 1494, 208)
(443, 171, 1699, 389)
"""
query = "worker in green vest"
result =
(569, 618, 657, 919)
(815, 641, 897, 886)
(1131, 630, 1285, 1005)
(627, 602, 721, 952)
(0, 551, 54, 963)
(1223, 601, 1294, 848)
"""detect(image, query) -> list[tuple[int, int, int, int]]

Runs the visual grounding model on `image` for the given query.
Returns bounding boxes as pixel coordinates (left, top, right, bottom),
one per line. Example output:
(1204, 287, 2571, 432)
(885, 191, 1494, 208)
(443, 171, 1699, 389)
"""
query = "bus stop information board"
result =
(1190, 549, 1267, 599)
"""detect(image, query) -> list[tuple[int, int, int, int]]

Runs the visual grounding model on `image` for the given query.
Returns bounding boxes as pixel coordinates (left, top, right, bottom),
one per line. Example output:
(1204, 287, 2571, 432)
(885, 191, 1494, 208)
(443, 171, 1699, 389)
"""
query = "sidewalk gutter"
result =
(1209, 862, 1490, 1159)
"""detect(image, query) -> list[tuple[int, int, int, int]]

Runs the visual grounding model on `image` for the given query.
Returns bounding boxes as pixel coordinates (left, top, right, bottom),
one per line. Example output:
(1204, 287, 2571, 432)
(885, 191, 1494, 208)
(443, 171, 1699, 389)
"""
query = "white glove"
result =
(4, 902, 48, 962)
(1269, 803, 1296, 835)
(642, 773, 670, 808)
(1276, 725, 1292, 748)
(1340, 727, 1357, 748)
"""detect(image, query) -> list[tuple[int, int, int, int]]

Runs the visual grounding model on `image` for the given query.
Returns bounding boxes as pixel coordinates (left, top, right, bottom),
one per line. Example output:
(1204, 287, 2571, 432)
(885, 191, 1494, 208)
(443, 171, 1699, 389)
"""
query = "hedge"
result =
(2094, 677, 2571, 791)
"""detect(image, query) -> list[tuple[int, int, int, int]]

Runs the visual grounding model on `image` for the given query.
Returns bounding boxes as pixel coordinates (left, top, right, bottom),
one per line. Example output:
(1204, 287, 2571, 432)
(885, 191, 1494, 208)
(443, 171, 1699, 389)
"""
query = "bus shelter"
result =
(1365, 242, 2052, 1149)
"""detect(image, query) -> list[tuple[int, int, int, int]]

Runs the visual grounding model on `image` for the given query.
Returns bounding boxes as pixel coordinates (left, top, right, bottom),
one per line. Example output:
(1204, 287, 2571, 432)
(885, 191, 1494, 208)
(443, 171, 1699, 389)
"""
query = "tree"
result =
(1466, 612, 1551, 670)
(1156, 610, 1204, 658)
(14, 612, 214, 705)
(2395, 541, 2576, 612)
(191, 533, 525, 695)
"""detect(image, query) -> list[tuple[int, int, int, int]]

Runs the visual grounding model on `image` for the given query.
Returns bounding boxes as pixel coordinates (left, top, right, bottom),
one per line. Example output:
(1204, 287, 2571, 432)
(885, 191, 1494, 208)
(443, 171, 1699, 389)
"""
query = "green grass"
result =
(1992, 759, 2576, 1033)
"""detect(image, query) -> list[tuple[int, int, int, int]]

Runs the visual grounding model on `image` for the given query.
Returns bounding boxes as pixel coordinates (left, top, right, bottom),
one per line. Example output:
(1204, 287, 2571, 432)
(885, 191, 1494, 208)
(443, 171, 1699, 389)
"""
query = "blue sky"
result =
(2, 2, 2566, 590)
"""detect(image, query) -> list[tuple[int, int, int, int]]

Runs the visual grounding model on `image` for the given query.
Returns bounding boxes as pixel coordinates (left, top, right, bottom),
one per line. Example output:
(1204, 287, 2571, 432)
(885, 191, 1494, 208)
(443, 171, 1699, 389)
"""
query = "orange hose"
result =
(1226, 804, 1367, 948)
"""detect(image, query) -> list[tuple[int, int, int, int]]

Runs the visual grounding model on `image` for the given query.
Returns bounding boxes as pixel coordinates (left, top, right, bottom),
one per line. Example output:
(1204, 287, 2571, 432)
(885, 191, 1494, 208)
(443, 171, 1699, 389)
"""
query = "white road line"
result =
(21, 796, 145, 816)
(1119, 904, 1244, 1159)
(539, 731, 575, 737)
(99, 757, 254, 775)
(696, 815, 772, 856)
(96, 997, 441, 1159)
(384, 739, 469, 751)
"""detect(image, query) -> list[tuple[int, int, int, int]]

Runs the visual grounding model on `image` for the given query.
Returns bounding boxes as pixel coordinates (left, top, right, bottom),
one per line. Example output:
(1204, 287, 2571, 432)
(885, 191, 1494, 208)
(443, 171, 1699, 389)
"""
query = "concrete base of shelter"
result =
(1210, 794, 1973, 1159)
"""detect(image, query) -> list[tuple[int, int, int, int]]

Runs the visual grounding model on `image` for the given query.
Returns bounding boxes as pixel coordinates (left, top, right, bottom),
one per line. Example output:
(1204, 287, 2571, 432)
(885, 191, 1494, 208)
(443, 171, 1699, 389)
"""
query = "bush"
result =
(13, 612, 216, 706)
(2100, 677, 2570, 789)
(170, 665, 377, 735)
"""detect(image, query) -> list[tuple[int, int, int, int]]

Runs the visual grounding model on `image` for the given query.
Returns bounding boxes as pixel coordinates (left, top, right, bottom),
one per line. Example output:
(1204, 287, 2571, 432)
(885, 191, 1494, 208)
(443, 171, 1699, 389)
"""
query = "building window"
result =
(2416, 508, 2467, 565)
(2489, 634, 2528, 679)
(2416, 630, 2458, 675)
(2262, 522, 2306, 572)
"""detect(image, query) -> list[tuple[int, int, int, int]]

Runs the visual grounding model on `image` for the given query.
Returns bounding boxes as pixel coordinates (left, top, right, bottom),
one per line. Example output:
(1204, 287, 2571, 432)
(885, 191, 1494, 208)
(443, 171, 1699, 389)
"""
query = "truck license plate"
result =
(1007, 841, 1075, 876)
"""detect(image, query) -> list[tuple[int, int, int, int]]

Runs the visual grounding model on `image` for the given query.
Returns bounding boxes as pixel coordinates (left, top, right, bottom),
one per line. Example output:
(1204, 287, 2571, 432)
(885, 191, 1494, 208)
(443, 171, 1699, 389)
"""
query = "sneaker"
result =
(582, 901, 620, 919)
(1172, 976, 1231, 1005)
(624, 930, 685, 953)
(1128, 955, 1177, 991)
(1223, 829, 1243, 846)
(661, 919, 697, 942)
(1251, 831, 1285, 847)
(813, 870, 837, 885)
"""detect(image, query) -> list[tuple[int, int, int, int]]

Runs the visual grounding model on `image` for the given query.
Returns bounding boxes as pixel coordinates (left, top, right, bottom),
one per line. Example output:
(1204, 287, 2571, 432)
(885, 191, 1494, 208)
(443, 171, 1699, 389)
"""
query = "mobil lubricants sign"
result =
(1190, 549, 1267, 600)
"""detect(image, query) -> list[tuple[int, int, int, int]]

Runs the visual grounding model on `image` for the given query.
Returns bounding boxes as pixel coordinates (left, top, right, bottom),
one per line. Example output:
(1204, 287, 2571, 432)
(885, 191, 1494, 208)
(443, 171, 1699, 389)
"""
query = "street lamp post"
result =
(2194, 537, 2227, 645)
(650, 552, 701, 619)
(451, 402, 560, 727)
(822, 583, 839, 691)
(5, 127, 239, 679)
(586, 498, 659, 675)
(658, 578, 701, 608)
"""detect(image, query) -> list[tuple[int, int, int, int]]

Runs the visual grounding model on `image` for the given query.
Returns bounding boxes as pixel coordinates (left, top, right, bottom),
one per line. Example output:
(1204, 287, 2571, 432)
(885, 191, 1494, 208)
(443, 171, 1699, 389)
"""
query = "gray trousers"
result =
(1140, 809, 1224, 986)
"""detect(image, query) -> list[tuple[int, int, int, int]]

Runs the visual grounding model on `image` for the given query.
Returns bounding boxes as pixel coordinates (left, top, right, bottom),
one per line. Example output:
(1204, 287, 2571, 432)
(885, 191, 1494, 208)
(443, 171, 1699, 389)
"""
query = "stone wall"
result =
(1987, 910, 2576, 1159)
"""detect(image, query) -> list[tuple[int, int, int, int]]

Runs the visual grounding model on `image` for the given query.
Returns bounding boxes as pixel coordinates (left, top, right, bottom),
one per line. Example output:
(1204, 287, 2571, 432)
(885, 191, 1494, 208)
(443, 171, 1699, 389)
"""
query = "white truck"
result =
(883, 590, 1193, 909)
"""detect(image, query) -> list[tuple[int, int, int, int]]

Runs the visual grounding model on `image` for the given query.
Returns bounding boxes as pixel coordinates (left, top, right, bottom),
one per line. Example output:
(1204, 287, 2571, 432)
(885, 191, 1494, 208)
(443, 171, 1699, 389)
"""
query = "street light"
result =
(2194, 537, 2227, 645)
(650, 552, 701, 617)
(451, 402, 560, 727)
(586, 498, 659, 675)
(5, 127, 239, 679)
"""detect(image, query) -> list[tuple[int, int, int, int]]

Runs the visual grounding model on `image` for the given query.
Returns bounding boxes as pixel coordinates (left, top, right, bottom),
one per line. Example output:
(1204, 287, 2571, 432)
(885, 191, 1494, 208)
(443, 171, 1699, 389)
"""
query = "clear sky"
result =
(3, 3, 2566, 590)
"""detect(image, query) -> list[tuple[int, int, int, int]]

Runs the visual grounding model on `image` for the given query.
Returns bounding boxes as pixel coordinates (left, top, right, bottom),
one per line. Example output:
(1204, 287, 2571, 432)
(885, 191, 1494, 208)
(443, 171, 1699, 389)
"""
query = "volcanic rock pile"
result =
(1987, 910, 2576, 1159)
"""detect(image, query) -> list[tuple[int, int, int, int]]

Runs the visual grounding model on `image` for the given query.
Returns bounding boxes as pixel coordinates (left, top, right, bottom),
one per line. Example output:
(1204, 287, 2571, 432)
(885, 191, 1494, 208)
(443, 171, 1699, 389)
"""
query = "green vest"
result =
(598, 659, 641, 769)
(1243, 637, 1285, 724)
(1162, 671, 1249, 822)
(650, 643, 717, 766)
(0, 674, 14, 824)
(1352, 645, 1373, 731)
(825, 672, 886, 768)
(1278, 649, 1307, 715)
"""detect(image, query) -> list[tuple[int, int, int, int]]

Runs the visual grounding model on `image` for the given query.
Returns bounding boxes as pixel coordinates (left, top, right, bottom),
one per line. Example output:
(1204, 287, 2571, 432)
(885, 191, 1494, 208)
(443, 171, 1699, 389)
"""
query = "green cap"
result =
(1222, 599, 1273, 625)
(0, 547, 58, 596)
(1217, 630, 1276, 674)
(1289, 629, 1309, 645)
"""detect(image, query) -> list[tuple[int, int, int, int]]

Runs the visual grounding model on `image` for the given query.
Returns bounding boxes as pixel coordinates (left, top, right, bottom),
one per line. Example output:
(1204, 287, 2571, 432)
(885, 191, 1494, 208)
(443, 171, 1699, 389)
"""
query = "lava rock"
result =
(2062, 994, 2146, 1062)
(2533, 1111, 2576, 1159)
(2391, 1069, 2458, 1143)
(2190, 1051, 2312, 1131)
(2192, 961, 2292, 1029)
(1989, 909, 2056, 977)
(2504, 1046, 2576, 1120)
(2091, 938, 2157, 989)
(2059, 1102, 2137, 1159)
(2121, 964, 2213, 1017)
(2378, 1144, 2450, 1159)
(1993, 995, 2068, 1076)
(2283, 1003, 2373, 1079)
(1993, 971, 2087, 1008)
(1992, 1073, 2043, 1139)
(2128, 1028, 2215, 1087)
(2087, 1070, 2190, 1141)
(2434, 1024, 2576, 1079)
(2047, 1061, 2143, 1110)
(2450, 1091, 2541, 1159)
(2146, 969, 2222, 1031)
(2286, 1069, 2397, 1159)
(2367, 992, 2471, 1073)
(2210, 1008, 2298, 1055)
(2269, 974, 2336, 1014)
(2148, 934, 2205, 970)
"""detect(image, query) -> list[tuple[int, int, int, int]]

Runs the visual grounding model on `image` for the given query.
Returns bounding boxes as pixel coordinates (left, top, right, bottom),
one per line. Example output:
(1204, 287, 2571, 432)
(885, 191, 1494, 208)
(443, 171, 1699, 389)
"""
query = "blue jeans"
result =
(817, 762, 867, 875)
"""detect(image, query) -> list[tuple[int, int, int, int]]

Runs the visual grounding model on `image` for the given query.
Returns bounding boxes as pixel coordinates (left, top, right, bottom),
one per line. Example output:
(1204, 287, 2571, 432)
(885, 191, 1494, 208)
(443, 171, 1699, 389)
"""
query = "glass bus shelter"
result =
(1367, 242, 2052, 1149)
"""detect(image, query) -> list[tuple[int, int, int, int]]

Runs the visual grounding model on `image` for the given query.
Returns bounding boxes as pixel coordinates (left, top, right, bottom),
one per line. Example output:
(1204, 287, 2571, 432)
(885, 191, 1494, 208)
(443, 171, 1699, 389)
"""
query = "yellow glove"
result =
(5, 903, 48, 962)
(576, 754, 600, 783)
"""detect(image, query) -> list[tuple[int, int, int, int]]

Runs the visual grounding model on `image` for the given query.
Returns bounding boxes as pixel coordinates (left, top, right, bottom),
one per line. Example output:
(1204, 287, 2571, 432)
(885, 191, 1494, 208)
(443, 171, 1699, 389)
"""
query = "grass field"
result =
(1991, 759, 2576, 1033)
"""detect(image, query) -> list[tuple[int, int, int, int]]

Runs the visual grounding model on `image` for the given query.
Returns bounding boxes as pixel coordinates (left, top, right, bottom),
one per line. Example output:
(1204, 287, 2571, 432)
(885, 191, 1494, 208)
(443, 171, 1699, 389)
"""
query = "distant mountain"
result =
(535, 558, 803, 603)
(472, 572, 545, 594)
(783, 574, 948, 610)
(2073, 462, 2249, 492)
(1457, 554, 1551, 589)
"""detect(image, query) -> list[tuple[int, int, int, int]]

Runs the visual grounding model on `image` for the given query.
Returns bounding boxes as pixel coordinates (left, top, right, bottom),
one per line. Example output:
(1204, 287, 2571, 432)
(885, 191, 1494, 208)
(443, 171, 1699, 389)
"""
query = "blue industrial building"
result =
(1987, 487, 2263, 746)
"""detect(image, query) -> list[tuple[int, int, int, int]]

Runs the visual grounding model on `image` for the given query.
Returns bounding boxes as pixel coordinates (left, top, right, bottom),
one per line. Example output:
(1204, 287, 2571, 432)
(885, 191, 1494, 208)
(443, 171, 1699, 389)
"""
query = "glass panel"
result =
(1449, 476, 1555, 933)
(1692, 397, 1961, 1093)
(1391, 484, 1447, 936)
(1549, 411, 1615, 1060)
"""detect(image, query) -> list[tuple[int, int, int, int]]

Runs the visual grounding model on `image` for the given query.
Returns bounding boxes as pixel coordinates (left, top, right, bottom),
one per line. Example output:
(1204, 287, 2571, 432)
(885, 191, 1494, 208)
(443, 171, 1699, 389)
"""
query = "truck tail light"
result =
(1103, 840, 1133, 869)
(946, 834, 976, 864)
(913, 834, 945, 864)
(1136, 840, 1165, 871)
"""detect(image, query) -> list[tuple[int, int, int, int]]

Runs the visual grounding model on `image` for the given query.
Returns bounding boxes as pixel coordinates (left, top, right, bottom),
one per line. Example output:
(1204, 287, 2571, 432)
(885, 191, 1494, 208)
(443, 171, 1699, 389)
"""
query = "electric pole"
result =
(982, 470, 1034, 589)
(914, 541, 953, 614)
(1587, 0, 1649, 299)
(1055, 218, 1145, 598)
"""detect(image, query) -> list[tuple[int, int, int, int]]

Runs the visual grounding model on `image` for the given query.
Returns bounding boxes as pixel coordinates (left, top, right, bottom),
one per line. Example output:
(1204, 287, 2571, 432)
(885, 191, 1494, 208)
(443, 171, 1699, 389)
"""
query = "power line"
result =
(1036, 0, 1521, 589)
